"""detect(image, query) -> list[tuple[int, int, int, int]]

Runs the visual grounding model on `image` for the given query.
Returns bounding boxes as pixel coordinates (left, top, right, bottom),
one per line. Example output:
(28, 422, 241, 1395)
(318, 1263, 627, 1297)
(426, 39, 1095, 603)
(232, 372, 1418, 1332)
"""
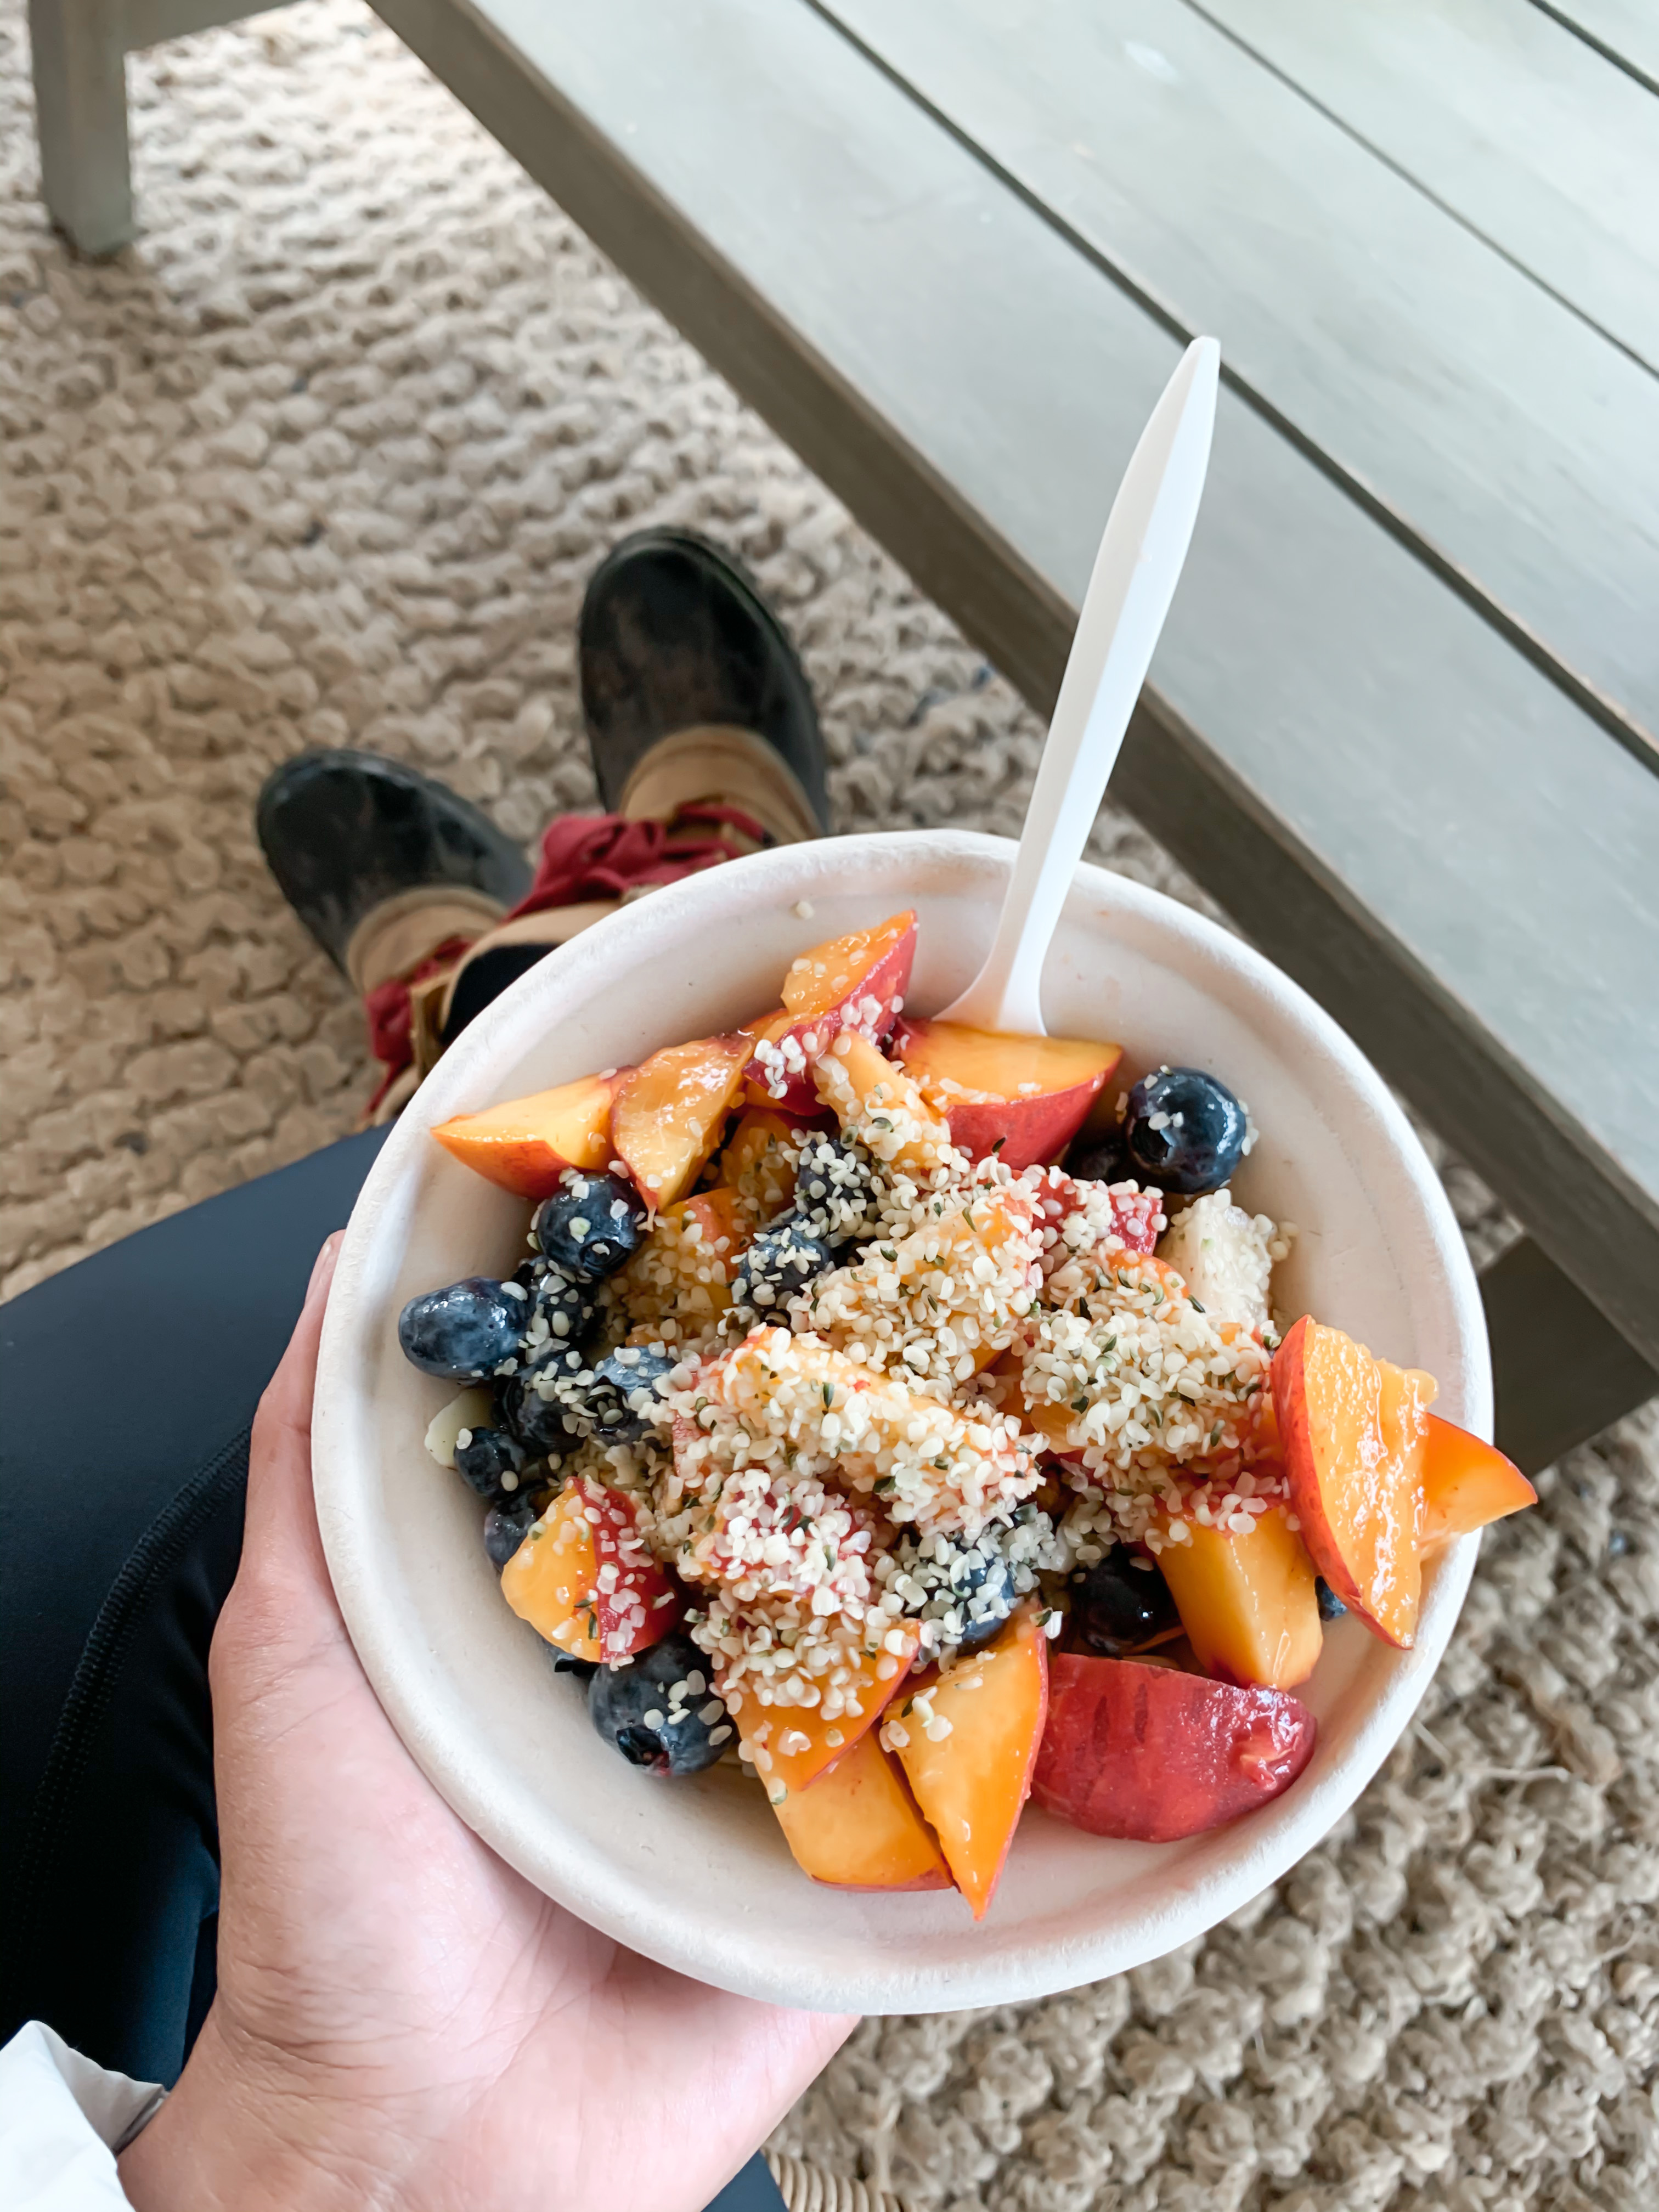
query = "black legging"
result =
(0, 1124, 783, 2212)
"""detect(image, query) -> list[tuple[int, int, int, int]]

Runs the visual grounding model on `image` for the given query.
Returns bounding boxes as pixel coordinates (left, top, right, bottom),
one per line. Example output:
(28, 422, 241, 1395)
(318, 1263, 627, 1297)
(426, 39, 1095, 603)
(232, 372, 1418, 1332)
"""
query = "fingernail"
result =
(306, 1231, 343, 1302)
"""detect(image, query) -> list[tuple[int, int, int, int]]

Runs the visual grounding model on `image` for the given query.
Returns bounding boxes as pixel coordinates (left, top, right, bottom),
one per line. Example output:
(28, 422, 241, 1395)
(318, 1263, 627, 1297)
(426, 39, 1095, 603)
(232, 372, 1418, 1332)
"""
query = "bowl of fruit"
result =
(312, 827, 1533, 2013)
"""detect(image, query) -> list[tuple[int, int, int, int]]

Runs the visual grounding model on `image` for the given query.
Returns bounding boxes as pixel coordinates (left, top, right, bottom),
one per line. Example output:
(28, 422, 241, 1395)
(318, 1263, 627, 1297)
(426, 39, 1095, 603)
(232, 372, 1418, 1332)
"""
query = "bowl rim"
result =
(313, 826, 1488, 2013)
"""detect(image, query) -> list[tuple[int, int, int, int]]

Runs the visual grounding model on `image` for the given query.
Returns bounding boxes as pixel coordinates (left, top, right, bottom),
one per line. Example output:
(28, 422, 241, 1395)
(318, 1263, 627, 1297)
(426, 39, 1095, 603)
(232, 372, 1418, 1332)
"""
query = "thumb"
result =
(224, 1233, 348, 1659)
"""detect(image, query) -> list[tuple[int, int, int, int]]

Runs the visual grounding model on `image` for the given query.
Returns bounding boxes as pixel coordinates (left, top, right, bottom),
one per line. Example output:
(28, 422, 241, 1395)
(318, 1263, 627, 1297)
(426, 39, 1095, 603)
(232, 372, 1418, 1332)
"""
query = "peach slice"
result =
(432, 1071, 623, 1198)
(887, 1606, 1048, 1920)
(815, 1031, 955, 1177)
(889, 1019, 1122, 1172)
(658, 1187, 753, 1317)
(1032, 1655, 1317, 1842)
(500, 1477, 681, 1662)
(744, 911, 916, 1110)
(610, 1031, 751, 1209)
(1154, 1504, 1323, 1690)
(1419, 1415, 1536, 1551)
(717, 1623, 920, 1800)
(771, 1729, 953, 1892)
(1272, 1316, 1435, 1650)
(715, 1106, 814, 1212)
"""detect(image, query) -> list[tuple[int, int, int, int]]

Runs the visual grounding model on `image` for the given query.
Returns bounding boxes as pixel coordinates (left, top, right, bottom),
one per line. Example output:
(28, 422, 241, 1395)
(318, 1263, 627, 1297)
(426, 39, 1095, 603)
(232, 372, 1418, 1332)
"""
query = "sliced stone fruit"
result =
(717, 1623, 921, 1801)
(771, 1729, 953, 1892)
(500, 1477, 680, 1663)
(1153, 1502, 1323, 1690)
(1032, 1655, 1316, 1842)
(887, 1605, 1049, 1920)
(432, 1071, 624, 1198)
(744, 911, 916, 1111)
(889, 1018, 1121, 1172)
(1419, 1414, 1536, 1550)
(610, 1031, 751, 1209)
(1272, 1315, 1436, 1649)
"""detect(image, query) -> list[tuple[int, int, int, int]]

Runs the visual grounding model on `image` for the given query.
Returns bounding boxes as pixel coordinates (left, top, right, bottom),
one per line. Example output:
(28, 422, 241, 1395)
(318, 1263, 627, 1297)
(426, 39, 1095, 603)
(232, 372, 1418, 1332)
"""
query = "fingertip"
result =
(305, 1229, 343, 1308)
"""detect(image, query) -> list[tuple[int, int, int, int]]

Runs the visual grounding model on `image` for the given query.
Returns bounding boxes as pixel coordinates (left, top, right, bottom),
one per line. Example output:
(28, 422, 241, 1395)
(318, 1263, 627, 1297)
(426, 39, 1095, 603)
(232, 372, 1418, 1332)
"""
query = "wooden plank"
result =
(366, 0, 1659, 1370)
(28, 0, 133, 256)
(1197, 0, 1659, 370)
(125, 0, 299, 53)
(1529, 0, 1659, 93)
(1482, 1238, 1657, 1474)
(818, 0, 1659, 755)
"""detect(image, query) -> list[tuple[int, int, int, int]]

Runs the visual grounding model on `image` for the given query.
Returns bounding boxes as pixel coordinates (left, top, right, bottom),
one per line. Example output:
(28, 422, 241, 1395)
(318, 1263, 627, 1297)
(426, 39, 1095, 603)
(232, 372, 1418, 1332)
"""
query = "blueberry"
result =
(1069, 1548, 1180, 1655)
(1121, 1067, 1249, 1196)
(587, 1345, 677, 1444)
(733, 1216, 836, 1310)
(552, 1652, 599, 1680)
(1315, 1577, 1347, 1622)
(792, 1132, 878, 1246)
(528, 1269, 598, 1354)
(398, 1277, 527, 1380)
(483, 1497, 538, 1570)
(455, 1423, 531, 1504)
(1066, 1124, 1127, 1184)
(535, 1172, 647, 1280)
(500, 1349, 587, 1458)
(588, 1632, 729, 1775)
(893, 1530, 1018, 1650)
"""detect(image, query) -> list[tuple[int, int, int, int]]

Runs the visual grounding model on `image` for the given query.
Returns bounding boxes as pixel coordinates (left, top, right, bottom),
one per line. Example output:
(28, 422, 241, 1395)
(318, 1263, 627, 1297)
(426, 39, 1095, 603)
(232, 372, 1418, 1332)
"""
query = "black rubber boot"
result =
(256, 749, 533, 976)
(579, 528, 829, 831)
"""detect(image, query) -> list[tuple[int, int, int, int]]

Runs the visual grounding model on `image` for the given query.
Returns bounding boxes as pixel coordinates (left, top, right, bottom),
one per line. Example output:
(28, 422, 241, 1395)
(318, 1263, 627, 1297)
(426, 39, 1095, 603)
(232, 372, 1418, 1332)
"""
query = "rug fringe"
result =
(766, 2150, 916, 2212)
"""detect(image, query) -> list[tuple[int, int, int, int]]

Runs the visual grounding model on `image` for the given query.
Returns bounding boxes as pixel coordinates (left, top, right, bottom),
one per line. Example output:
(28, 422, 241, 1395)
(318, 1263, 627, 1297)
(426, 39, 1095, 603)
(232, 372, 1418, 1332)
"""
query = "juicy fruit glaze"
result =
(399, 909, 1535, 1918)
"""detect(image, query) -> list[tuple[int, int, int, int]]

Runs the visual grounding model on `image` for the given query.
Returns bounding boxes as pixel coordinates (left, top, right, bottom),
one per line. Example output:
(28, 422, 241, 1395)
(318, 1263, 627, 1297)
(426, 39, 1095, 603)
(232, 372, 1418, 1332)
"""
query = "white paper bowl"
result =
(313, 828, 1487, 2015)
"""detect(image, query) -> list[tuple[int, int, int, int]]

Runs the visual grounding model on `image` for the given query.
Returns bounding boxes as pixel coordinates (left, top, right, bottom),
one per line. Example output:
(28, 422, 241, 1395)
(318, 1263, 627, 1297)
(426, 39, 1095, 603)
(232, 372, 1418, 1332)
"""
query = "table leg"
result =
(29, 0, 134, 256)
(1482, 1235, 1656, 1475)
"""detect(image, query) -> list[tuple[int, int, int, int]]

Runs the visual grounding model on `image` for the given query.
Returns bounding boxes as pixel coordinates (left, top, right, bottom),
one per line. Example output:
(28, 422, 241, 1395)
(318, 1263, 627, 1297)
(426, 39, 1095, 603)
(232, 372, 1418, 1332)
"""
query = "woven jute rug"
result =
(2, 6, 1654, 2206)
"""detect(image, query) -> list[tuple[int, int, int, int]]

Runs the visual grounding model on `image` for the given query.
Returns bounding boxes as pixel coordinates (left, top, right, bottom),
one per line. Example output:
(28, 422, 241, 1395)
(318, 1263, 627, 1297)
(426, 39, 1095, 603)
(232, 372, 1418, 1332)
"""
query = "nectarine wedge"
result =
(771, 1729, 952, 1892)
(718, 1622, 921, 1800)
(610, 1031, 751, 1209)
(890, 1019, 1121, 1173)
(745, 911, 916, 1109)
(1419, 1414, 1536, 1550)
(1272, 1316, 1435, 1650)
(501, 1477, 680, 1662)
(432, 1071, 623, 1198)
(1033, 1655, 1316, 1842)
(716, 1107, 811, 1212)
(1154, 1504, 1323, 1689)
(887, 1607, 1048, 1919)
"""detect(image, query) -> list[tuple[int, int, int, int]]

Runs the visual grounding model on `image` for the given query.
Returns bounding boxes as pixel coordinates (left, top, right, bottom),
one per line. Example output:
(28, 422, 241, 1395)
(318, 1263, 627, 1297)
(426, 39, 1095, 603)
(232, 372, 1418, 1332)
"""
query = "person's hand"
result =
(120, 1237, 853, 2212)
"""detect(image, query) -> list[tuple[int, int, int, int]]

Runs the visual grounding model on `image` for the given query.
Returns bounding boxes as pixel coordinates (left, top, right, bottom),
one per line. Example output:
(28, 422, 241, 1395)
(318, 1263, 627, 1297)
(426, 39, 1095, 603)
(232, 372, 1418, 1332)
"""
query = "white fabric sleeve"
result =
(0, 2023, 165, 2210)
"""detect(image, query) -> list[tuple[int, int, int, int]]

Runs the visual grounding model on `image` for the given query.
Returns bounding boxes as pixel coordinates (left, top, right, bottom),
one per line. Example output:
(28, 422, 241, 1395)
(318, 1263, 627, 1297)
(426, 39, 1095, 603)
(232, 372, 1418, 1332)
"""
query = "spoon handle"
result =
(939, 336, 1220, 1035)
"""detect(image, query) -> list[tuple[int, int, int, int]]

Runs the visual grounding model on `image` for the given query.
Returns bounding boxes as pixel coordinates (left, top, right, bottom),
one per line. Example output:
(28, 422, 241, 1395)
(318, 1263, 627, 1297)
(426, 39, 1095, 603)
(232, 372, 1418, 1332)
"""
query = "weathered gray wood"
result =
(29, 0, 133, 256)
(125, 0, 297, 53)
(1529, 0, 1659, 93)
(820, 0, 1659, 757)
(1197, 0, 1659, 370)
(1482, 1237, 1658, 1474)
(368, 0, 1659, 1382)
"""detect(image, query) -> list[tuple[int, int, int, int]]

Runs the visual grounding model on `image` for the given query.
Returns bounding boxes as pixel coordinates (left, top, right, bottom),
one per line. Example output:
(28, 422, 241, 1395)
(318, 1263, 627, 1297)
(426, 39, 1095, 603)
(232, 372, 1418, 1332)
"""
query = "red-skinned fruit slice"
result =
(888, 1606, 1049, 1920)
(1272, 1315, 1435, 1650)
(1032, 1655, 1317, 1842)
(1419, 1415, 1536, 1550)
(743, 911, 917, 1110)
(499, 1477, 681, 1662)
(770, 1730, 953, 1892)
(610, 1032, 751, 1209)
(889, 1019, 1122, 1173)
(432, 1071, 624, 1198)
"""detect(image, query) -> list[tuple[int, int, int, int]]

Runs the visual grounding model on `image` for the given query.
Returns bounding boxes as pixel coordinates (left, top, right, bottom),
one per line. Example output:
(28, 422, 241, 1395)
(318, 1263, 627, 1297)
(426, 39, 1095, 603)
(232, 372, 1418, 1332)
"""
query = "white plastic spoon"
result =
(937, 336, 1220, 1035)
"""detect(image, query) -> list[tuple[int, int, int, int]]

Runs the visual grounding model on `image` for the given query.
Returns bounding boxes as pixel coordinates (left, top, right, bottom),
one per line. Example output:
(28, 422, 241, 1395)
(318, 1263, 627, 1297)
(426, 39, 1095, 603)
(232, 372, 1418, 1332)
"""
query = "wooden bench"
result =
(28, 0, 1659, 1472)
